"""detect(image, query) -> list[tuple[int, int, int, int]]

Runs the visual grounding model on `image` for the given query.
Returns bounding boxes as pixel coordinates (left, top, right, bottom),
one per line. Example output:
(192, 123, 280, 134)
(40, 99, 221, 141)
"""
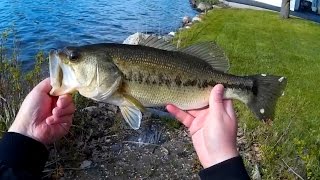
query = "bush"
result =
(0, 28, 45, 132)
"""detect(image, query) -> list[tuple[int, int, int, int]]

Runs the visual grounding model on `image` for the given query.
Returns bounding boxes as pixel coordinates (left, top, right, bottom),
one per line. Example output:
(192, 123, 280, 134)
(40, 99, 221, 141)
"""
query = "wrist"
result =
(8, 122, 29, 137)
(8, 119, 40, 145)
(201, 148, 239, 168)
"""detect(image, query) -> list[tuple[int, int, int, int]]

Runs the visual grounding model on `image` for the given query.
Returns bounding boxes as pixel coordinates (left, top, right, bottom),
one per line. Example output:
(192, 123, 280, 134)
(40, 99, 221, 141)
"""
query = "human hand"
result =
(9, 78, 75, 146)
(166, 84, 238, 168)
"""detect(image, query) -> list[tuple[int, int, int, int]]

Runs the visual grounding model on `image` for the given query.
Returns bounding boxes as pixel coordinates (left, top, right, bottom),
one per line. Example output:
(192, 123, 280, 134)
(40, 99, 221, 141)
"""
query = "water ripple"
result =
(0, 0, 196, 70)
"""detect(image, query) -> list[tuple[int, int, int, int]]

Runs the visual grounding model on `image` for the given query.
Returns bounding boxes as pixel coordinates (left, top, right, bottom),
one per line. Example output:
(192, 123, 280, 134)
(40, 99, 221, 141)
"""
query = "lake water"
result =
(0, 0, 197, 70)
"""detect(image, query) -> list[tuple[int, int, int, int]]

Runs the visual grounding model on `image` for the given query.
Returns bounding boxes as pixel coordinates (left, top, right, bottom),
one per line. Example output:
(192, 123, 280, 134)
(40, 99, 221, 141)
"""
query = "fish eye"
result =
(68, 50, 80, 61)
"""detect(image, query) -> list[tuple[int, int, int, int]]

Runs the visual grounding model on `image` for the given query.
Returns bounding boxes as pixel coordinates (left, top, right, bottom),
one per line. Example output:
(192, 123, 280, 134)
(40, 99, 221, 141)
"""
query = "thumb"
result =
(209, 84, 225, 111)
(34, 78, 52, 93)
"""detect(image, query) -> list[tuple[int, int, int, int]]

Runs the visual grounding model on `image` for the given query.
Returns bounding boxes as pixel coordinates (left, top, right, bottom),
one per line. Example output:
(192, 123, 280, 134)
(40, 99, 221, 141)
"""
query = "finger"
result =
(45, 116, 54, 125)
(223, 100, 236, 120)
(57, 94, 74, 109)
(53, 103, 76, 117)
(166, 104, 194, 128)
(46, 114, 73, 125)
(209, 84, 225, 111)
(187, 106, 209, 117)
(188, 113, 207, 135)
(34, 78, 51, 93)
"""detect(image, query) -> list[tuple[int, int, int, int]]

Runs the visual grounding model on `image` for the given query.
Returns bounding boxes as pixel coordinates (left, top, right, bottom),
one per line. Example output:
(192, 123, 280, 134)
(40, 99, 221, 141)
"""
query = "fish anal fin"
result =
(180, 42, 229, 72)
(119, 105, 142, 130)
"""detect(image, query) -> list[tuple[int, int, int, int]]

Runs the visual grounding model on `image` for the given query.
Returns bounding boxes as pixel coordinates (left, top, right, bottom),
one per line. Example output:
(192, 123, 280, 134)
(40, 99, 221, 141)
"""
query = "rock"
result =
(212, 5, 222, 9)
(168, 32, 175, 36)
(192, 16, 201, 22)
(162, 35, 173, 42)
(123, 32, 150, 45)
(182, 16, 191, 26)
(197, 2, 212, 12)
(82, 106, 98, 112)
(146, 108, 175, 119)
(189, 0, 197, 8)
(186, 22, 193, 26)
(124, 32, 173, 45)
(80, 160, 92, 169)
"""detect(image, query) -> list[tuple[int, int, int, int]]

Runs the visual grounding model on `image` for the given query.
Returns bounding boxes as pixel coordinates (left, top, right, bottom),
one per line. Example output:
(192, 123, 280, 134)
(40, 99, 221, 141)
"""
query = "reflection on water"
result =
(0, 0, 196, 70)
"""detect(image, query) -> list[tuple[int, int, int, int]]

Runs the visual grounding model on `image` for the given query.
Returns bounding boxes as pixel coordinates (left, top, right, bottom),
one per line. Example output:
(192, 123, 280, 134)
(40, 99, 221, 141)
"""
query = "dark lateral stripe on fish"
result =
(124, 71, 172, 87)
(198, 80, 253, 91)
(174, 75, 182, 86)
(124, 71, 253, 91)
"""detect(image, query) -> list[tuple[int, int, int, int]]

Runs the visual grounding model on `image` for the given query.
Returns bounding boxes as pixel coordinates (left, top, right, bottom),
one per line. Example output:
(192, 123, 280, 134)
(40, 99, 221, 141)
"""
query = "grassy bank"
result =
(178, 9, 320, 179)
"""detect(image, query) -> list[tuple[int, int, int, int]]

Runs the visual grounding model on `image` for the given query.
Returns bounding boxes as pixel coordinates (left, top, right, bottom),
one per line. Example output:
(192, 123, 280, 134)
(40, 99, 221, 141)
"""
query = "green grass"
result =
(177, 9, 320, 179)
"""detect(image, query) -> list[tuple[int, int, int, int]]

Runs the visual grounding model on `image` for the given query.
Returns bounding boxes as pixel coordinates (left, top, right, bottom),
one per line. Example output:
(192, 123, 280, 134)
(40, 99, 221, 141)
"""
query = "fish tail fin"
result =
(247, 74, 287, 121)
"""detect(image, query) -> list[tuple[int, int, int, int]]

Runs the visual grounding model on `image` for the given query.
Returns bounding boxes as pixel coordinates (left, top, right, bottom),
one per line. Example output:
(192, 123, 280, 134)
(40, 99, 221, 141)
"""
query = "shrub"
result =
(0, 28, 45, 132)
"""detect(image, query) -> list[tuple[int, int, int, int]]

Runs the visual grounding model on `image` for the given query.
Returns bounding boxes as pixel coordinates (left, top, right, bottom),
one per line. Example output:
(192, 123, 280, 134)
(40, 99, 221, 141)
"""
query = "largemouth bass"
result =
(49, 36, 287, 129)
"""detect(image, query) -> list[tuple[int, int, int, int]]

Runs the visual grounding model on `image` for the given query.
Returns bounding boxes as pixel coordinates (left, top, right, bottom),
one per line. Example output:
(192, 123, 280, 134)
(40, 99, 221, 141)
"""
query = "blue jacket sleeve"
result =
(0, 132, 49, 180)
(199, 156, 250, 180)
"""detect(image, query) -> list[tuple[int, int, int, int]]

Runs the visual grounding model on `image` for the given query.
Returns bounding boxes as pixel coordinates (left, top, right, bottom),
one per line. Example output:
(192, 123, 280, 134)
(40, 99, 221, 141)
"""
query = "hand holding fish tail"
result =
(166, 84, 238, 168)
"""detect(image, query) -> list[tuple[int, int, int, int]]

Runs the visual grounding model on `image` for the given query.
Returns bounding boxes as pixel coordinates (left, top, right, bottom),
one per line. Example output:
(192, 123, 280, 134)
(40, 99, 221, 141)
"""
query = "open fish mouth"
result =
(49, 50, 63, 96)
(49, 49, 81, 96)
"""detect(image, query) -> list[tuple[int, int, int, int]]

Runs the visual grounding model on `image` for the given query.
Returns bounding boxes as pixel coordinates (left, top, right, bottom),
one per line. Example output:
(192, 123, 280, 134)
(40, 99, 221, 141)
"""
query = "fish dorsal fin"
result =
(138, 35, 177, 51)
(180, 42, 229, 72)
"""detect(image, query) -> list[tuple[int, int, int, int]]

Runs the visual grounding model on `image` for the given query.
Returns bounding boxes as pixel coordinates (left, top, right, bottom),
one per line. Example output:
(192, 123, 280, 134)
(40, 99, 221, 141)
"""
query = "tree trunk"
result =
(280, 0, 290, 19)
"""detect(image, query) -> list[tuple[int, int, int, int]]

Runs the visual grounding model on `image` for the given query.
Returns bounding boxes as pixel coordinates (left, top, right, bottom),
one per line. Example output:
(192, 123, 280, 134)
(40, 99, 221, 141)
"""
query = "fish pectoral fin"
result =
(122, 94, 146, 112)
(119, 105, 142, 130)
(117, 94, 144, 129)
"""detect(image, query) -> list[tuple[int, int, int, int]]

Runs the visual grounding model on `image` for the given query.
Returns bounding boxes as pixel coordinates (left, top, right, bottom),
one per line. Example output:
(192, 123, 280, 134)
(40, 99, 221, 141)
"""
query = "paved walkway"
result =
(225, 0, 320, 23)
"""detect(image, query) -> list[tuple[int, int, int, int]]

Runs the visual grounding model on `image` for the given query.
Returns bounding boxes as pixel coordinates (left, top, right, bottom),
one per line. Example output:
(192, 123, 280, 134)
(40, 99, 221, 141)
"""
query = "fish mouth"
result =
(49, 50, 79, 96)
(49, 50, 63, 96)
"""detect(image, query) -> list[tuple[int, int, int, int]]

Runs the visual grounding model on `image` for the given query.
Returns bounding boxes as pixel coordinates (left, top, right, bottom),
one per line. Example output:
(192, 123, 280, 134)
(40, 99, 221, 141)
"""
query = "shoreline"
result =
(124, 0, 320, 46)
(123, 1, 220, 45)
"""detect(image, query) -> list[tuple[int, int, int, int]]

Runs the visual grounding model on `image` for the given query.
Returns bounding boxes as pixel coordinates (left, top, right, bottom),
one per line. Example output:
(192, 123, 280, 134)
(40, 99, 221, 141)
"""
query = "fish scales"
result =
(109, 45, 253, 89)
(49, 39, 287, 129)
(108, 44, 215, 75)
(103, 45, 254, 109)
(123, 81, 211, 109)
